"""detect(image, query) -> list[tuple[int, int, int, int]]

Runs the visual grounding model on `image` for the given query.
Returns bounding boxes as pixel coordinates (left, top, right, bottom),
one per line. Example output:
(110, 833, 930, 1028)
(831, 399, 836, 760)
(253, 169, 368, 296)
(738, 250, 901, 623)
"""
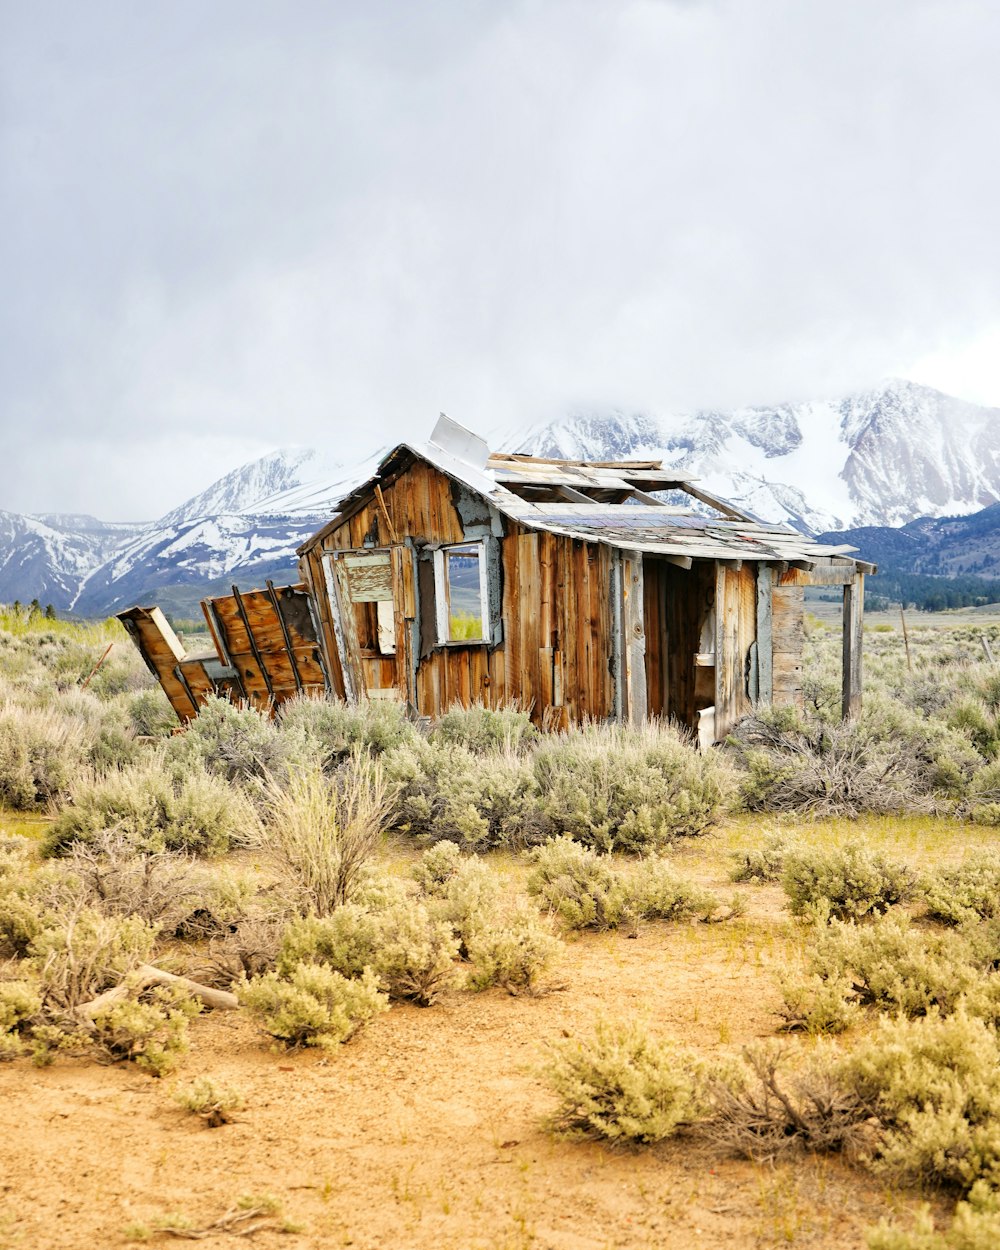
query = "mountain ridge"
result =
(5, 378, 1000, 616)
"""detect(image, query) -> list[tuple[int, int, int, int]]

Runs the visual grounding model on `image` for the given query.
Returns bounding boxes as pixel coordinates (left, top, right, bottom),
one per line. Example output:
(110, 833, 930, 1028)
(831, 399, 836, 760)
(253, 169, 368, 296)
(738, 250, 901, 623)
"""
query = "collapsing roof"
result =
(300, 414, 873, 575)
(121, 415, 875, 733)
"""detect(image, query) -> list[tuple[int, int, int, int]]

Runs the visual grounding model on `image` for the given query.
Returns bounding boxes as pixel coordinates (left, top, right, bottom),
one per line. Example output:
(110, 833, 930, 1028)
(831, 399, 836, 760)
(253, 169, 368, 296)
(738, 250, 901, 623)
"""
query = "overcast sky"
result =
(3, 0, 1000, 520)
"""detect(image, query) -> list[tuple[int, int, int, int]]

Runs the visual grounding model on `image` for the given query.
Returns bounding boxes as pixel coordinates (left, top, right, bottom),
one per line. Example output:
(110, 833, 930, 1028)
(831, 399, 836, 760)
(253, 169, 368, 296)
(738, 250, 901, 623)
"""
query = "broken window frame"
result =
(433, 541, 491, 646)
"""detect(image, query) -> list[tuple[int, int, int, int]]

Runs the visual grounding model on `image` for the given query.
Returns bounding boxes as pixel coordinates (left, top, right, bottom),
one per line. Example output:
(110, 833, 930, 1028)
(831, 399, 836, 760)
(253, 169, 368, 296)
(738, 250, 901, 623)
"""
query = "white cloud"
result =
(3, 0, 1000, 516)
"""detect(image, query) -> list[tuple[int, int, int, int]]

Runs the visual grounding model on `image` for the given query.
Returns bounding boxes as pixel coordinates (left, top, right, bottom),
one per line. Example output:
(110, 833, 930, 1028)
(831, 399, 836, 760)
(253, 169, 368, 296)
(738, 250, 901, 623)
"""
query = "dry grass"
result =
(254, 756, 393, 914)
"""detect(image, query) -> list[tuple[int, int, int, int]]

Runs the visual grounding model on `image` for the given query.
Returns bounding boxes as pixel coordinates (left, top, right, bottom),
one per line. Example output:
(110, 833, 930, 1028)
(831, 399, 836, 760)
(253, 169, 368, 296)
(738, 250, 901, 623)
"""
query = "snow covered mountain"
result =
(5, 379, 1000, 616)
(0, 512, 145, 609)
(507, 379, 1000, 533)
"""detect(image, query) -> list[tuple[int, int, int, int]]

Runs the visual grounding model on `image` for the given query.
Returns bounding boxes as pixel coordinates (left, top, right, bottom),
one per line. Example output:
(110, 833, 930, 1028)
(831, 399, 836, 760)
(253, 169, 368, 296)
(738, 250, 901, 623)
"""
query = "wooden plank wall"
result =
(300, 460, 616, 723)
(772, 574, 805, 709)
(201, 584, 327, 714)
(117, 607, 199, 722)
(714, 564, 757, 739)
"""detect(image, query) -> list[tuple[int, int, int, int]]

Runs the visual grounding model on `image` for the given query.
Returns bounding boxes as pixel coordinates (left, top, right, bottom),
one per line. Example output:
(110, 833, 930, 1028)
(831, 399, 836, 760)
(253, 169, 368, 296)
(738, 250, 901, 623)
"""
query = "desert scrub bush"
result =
(866, 1182, 1000, 1249)
(704, 1041, 868, 1160)
(277, 896, 460, 1005)
(413, 849, 502, 949)
(90, 984, 199, 1076)
(526, 837, 716, 932)
(387, 737, 545, 850)
(62, 832, 203, 926)
(428, 702, 537, 753)
(166, 696, 306, 799)
(776, 971, 860, 1035)
(121, 687, 177, 738)
(465, 899, 562, 994)
(28, 907, 160, 1010)
(238, 964, 388, 1049)
(42, 755, 249, 858)
(0, 703, 88, 809)
(728, 707, 966, 816)
(410, 839, 464, 894)
(277, 693, 418, 762)
(730, 830, 801, 883)
(526, 837, 631, 930)
(255, 757, 391, 914)
(781, 840, 915, 921)
(842, 1009, 1000, 1191)
(541, 1017, 707, 1144)
(532, 722, 731, 851)
(173, 1076, 245, 1126)
(923, 848, 1000, 926)
(0, 979, 43, 1059)
(783, 915, 995, 1026)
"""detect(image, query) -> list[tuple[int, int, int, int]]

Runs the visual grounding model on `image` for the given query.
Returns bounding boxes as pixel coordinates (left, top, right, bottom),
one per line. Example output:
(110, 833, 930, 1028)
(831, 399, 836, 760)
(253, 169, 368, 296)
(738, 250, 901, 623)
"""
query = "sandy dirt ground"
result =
(0, 838, 941, 1250)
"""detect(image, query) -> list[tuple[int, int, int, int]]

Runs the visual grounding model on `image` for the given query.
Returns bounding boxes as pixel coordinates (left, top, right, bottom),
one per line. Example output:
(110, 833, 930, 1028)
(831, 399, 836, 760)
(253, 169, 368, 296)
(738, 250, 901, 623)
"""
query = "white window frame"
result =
(433, 541, 490, 645)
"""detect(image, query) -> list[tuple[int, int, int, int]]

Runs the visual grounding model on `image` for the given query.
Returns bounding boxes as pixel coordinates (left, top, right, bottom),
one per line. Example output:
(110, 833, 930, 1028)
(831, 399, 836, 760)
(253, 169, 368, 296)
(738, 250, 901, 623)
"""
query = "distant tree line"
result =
(868, 569, 1000, 612)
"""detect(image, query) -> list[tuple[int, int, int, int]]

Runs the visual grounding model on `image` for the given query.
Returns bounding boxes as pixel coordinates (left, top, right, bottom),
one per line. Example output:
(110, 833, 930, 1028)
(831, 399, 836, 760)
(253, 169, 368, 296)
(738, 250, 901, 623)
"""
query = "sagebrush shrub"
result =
(705, 1041, 867, 1160)
(278, 896, 459, 1005)
(729, 707, 969, 816)
(466, 900, 562, 994)
(527, 837, 716, 931)
(866, 1182, 1000, 1249)
(0, 704, 87, 810)
(166, 696, 298, 796)
(239, 964, 388, 1049)
(542, 1017, 707, 1144)
(90, 984, 199, 1076)
(428, 703, 537, 754)
(781, 841, 915, 921)
(278, 694, 418, 762)
(532, 723, 730, 852)
(924, 849, 1000, 926)
(785, 915, 993, 1024)
(526, 837, 631, 931)
(387, 738, 545, 850)
(43, 757, 247, 858)
(730, 830, 800, 883)
(174, 1076, 246, 1126)
(419, 855, 503, 954)
(64, 832, 203, 926)
(842, 1009, 1000, 1191)
(29, 908, 160, 1009)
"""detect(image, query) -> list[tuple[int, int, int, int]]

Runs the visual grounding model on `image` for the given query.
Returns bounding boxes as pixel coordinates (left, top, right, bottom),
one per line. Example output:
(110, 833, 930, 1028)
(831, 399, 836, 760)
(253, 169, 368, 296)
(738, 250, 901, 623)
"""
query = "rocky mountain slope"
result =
(507, 379, 1000, 533)
(5, 379, 1000, 616)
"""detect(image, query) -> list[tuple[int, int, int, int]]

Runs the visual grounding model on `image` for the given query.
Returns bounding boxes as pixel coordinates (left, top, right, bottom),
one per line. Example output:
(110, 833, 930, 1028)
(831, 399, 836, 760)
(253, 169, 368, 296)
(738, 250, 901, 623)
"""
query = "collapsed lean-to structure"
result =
(119, 416, 874, 745)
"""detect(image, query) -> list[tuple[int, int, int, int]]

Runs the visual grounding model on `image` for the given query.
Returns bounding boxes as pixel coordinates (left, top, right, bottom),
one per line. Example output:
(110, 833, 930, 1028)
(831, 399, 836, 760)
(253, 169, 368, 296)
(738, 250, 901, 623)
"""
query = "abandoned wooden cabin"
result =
(119, 415, 874, 744)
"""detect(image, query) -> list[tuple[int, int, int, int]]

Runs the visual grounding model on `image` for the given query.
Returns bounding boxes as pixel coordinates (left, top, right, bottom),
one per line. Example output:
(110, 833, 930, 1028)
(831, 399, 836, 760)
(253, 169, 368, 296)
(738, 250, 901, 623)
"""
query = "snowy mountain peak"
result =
(156, 447, 345, 528)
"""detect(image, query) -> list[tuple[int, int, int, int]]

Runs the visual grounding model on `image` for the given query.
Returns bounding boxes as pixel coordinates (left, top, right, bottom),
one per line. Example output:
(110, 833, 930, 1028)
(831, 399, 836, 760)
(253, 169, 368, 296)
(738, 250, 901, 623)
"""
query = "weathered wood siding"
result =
(714, 564, 758, 739)
(200, 584, 327, 713)
(772, 573, 805, 709)
(118, 606, 200, 722)
(299, 460, 615, 723)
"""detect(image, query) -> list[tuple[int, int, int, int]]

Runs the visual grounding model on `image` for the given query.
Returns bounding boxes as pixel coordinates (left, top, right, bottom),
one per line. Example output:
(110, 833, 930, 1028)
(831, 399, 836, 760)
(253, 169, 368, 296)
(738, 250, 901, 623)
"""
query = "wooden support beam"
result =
(842, 572, 865, 721)
(663, 554, 693, 570)
(756, 564, 773, 705)
(630, 488, 669, 507)
(609, 551, 624, 721)
(621, 554, 647, 725)
(231, 584, 275, 702)
(677, 483, 764, 523)
(555, 485, 598, 503)
(266, 580, 304, 694)
(172, 662, 200, 718)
